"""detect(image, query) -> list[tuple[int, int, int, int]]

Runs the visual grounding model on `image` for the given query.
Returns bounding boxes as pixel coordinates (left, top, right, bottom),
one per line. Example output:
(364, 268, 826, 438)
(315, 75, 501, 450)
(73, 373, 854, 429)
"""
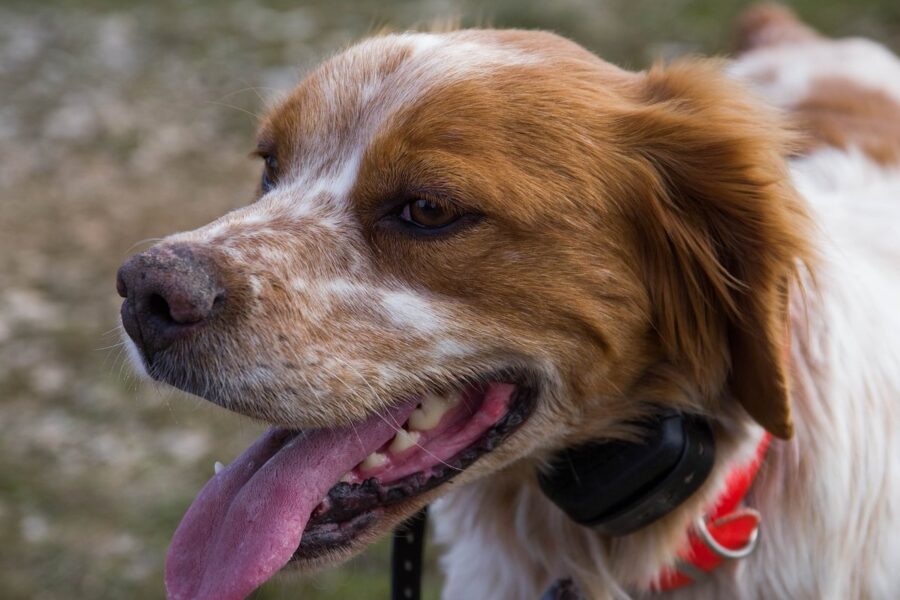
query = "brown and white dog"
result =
(117, 5, 900, 599)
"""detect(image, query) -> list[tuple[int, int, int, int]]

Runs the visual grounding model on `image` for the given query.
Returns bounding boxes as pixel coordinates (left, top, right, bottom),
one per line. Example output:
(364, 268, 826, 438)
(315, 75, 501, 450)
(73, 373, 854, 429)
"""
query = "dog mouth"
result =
(164, 374, 536, 600)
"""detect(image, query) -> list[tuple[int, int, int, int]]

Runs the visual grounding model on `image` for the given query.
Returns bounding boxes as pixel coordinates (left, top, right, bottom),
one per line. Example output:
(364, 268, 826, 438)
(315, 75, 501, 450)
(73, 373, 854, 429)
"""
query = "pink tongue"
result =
(165, 401, 417, 600)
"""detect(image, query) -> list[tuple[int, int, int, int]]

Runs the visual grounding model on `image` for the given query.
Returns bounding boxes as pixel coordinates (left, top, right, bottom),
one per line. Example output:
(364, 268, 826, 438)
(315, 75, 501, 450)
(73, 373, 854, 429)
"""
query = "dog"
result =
(117, 5, 900, 599)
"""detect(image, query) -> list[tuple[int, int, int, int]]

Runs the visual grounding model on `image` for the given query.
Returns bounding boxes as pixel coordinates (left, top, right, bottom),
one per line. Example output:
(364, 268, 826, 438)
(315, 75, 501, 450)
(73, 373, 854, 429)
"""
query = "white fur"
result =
(123, 335, 149, 378)
(729, 37, 900, 107)
(380, 290, 443, 333)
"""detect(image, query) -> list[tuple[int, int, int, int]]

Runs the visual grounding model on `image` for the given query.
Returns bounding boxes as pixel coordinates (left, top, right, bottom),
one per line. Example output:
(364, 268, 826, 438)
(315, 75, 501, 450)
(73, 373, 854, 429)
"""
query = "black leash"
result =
(390, 505, 584, 600)
(540, 579, 586, 600)
(391, 506, 428, 600)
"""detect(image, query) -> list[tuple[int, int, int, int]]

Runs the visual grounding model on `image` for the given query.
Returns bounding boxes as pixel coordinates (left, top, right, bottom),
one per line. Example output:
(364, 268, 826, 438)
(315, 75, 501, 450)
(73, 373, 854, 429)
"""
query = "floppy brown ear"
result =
(620, 60, 812, 439)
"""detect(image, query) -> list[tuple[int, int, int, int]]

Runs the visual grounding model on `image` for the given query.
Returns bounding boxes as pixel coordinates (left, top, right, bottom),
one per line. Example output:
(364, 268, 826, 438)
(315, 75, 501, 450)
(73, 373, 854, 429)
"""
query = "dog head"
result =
(117, 30, 810, 599)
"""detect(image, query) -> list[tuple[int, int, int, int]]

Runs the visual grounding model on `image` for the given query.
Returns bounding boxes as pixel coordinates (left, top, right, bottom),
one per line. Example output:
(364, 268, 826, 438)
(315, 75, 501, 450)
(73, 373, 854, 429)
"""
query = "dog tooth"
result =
(340, 472, 354, 483)
(389, 429, 421, 454)
(408, 393, 453, 431)
(360, 452, 387, 471)
(214, 461, 225, 475)
(445, 389, 462, 405)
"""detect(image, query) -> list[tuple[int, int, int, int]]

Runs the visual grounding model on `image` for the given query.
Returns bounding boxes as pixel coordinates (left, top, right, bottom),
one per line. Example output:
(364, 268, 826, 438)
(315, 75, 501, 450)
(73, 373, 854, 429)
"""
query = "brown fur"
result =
(734, 4, 900, 168)
(793, 76, 900, 166)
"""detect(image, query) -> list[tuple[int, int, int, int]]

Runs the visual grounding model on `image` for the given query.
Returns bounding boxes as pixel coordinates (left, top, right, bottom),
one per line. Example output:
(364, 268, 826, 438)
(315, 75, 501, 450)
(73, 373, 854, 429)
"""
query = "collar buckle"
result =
(694, 509, 761, 560)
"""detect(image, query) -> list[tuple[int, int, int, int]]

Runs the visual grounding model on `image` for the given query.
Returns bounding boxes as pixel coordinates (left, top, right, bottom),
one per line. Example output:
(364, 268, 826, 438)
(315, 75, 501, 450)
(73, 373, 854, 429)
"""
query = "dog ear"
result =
(621, 60, 812, 439)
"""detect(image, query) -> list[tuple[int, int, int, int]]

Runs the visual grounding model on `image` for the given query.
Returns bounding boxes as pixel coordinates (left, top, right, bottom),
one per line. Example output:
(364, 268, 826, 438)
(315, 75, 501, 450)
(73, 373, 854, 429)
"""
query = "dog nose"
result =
(117, 244, 225, 360)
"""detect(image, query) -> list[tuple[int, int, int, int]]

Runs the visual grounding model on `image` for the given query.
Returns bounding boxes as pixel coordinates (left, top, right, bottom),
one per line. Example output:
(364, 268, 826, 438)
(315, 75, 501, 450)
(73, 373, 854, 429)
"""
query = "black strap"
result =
(391, 506, 428, 600)
(540, 579, 586, 600)
(390, 505, 586, 600)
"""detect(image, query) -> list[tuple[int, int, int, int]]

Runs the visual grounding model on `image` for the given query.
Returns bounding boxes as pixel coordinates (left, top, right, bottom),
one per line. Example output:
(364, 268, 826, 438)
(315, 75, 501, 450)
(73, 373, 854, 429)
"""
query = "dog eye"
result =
(399, 199, 461, 229)
(260, 155, 278, 193)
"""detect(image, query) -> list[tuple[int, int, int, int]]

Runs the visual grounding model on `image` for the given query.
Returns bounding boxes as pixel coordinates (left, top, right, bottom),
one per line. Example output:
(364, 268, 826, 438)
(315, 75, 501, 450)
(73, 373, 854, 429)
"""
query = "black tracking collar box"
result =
(537, 411, 716, 536)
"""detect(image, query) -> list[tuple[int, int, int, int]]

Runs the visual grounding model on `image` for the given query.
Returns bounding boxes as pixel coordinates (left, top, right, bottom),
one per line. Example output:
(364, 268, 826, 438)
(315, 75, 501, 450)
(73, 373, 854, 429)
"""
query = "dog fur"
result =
(123, 5, 900, 599)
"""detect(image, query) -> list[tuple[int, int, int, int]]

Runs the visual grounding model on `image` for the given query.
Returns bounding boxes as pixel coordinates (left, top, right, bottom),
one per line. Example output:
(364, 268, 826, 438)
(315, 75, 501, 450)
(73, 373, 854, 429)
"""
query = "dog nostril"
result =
(146, 292, 176, 324)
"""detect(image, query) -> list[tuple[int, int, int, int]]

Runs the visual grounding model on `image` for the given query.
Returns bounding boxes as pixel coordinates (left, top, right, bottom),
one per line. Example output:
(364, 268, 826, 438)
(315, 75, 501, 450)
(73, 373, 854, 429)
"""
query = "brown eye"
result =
(400, 198, 460, 229)
(261, 155, 278, 193)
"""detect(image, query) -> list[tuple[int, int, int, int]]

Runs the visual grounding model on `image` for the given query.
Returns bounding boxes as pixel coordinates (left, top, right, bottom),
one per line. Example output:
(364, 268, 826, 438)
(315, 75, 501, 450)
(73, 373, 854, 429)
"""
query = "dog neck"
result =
(432, 410, 772, 598)
(649, 431, 770, 590)
(599, 417, 770, 593)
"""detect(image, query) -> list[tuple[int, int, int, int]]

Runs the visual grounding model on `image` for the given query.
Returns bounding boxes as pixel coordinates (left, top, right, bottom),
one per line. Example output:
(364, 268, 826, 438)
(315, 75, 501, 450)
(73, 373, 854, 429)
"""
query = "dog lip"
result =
(289, 377, 537, 562)
(164, 369, 537, 599)
(120, 299, 150, 361)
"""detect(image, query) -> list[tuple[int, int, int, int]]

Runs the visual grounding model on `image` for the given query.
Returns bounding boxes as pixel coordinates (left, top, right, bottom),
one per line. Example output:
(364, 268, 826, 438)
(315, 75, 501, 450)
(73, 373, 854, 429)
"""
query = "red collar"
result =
(652, 432, 772, 591)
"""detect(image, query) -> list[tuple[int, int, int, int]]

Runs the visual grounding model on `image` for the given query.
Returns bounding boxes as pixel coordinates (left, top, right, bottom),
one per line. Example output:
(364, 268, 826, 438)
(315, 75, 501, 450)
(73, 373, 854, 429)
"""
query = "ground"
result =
(1, 1, 897, 598)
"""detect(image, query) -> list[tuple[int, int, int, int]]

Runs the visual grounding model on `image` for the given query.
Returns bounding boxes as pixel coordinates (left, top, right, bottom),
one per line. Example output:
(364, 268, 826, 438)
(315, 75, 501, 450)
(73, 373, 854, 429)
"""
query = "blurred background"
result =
(1, 1, 897, 598)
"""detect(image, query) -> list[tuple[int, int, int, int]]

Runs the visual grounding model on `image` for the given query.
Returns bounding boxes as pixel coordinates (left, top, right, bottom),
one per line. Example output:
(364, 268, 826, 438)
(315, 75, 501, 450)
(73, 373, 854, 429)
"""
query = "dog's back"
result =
(729, 6, 900, 599)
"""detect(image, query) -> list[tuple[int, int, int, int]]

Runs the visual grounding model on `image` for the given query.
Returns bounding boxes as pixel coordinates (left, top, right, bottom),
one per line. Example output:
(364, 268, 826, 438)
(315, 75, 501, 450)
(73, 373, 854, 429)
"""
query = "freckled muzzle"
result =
(117, 243, 227, 363)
